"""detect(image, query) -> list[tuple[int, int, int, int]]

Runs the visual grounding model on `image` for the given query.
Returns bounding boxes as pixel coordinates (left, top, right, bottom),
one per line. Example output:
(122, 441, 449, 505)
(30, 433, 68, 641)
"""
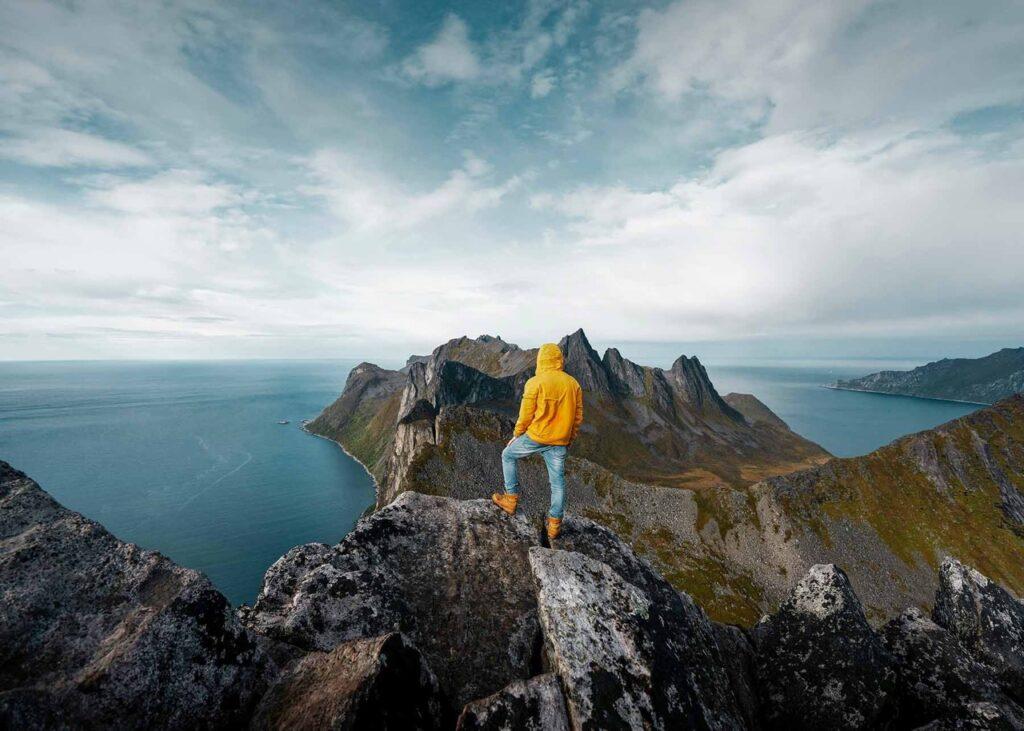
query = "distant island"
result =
(831, 347, 1024, 405)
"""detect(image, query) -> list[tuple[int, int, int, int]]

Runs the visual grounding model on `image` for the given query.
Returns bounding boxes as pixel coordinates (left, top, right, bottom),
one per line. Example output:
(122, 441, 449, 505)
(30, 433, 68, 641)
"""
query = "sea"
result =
(0, 356, 978, 605)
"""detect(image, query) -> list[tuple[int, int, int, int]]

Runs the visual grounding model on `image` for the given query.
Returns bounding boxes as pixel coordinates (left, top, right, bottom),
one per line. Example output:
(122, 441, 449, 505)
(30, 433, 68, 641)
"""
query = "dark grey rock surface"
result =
(0, 461, 272, 730)
(933, 557, 1024, 704)
(243, 491, 543, 709)
(251, 632, 446, 730)
(884, 606, 1024, 728)
(751, 564, 897, 729)
(456, 674, 569, 731)
(8, 454, 1024, 731)
(529, 545, 745, 730)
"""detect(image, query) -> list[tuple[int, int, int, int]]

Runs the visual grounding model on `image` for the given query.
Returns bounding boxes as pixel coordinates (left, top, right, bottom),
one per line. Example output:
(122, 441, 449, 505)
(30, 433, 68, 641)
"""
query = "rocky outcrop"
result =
(251, 633, 446, 730)
(456, 674, 569, 731)
(834, 346, 1024, 404)
(243, 492, 543, 709)
(933, 557, 1024, 703)
(8, 454, 1024, 730)
(530, 547, 745, 729)
(548, 515, 743, 725)
(0, 461, 272, 729)
(751, 564, 897, 729)
(883, 607, 1024, 728)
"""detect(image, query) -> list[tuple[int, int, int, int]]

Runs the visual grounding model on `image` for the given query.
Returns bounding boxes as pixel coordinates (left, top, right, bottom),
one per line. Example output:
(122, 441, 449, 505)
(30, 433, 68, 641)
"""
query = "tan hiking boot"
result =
(546, 517, 562, 540)
(492, 493, 519, 515)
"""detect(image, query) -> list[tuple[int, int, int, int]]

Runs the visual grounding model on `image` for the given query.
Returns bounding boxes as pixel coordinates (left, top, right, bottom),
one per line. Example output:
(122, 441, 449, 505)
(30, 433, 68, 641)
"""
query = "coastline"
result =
(301, 424, 380, 491)
(823, 384, 991, 407)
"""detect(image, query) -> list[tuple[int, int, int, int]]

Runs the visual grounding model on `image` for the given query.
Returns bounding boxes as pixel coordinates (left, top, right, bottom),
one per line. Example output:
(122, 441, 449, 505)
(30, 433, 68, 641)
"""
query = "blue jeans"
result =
(502, 435, 567, 518)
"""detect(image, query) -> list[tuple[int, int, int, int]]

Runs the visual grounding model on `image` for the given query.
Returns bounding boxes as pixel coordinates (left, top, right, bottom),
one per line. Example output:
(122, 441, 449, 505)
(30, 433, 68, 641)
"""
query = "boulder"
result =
(751, 564, 896, 730)
(551, 515, 745, 726)
(933, 557, 1024, 702)
(529, 544, 746, 730)
(244, 492, 543, 709)
(884, 606, 1024, 728)
(456, 674, 569, 731)
(251, 633, 446, 730)
(0, 461, 271, 729)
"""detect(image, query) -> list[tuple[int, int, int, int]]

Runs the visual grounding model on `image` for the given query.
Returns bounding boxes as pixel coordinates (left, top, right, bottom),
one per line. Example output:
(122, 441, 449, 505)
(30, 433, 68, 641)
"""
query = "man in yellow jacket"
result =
(492, 342, 583, 539)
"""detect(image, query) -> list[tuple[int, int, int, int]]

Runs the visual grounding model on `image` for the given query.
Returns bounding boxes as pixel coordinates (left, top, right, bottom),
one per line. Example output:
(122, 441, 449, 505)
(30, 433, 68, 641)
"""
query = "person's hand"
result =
(507, 436, 516, 447)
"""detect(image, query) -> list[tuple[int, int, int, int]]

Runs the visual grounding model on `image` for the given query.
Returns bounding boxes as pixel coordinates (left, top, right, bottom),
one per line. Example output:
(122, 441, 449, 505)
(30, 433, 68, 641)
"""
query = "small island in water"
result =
(832, 346, 1024, 405)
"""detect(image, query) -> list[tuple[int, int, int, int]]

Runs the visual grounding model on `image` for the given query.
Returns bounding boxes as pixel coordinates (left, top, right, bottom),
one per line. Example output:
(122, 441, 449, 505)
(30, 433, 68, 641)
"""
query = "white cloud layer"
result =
(402, 14, 481, 86)
(1, 0, 1022, 359)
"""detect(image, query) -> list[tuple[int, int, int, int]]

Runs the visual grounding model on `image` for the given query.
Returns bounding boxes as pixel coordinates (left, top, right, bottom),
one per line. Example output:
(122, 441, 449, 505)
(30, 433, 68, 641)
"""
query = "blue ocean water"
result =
(704, 358, 978, 457)
(0, 360, 385, 606)
(0, 357, 980, 604)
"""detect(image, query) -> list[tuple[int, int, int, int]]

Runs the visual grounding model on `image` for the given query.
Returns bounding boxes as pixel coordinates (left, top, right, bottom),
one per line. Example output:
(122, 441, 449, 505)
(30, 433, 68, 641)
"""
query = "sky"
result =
(1, 0, 1023, 360)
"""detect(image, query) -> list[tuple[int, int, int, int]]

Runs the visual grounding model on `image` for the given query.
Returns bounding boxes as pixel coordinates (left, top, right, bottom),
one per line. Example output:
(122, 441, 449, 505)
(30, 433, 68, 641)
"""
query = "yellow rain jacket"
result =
(514, 343, 584, 446)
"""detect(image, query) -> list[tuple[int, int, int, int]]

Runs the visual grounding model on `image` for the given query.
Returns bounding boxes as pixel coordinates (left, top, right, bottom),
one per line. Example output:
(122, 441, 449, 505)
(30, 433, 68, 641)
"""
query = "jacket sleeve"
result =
(570, 383, 584, 442)
(513, 379, 538, 437)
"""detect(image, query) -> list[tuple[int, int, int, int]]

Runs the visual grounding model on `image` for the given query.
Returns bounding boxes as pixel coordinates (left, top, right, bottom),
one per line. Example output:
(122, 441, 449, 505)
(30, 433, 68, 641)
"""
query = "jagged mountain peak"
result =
(557, 328, 610, 392)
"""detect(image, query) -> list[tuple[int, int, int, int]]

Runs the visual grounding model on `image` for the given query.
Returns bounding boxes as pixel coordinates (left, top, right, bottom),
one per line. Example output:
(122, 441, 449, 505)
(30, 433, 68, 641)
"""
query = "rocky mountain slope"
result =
(308, 331, 1024, 626)
(834, 346, 1024, 404)
(0, 461, 273, 728)
(308, 329, 830, 505)
(5, 460, 1024, 729)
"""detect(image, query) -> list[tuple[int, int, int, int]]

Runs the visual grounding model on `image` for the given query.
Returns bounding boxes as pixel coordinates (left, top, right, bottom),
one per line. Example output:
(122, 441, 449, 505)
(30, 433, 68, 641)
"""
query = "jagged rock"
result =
(883, 607, 1024, 728)
(244, 492, 543, 709)
(399, 359, 515, 423)
(933, 557, 1024, 702)
(251, 633, 446, 730)
(558, 329, 610, 393)
(912, 701, 1024, 730)
(456, 674, 569, 731)
(550, 516, 744, 726)
(712, 623, 761, 730)
(0, 461, 271, 729)
(529, 545, 746, 730)
(667, 354, 743, 418)
(242, 541, 412, 651)
(751, 564, 896, 730)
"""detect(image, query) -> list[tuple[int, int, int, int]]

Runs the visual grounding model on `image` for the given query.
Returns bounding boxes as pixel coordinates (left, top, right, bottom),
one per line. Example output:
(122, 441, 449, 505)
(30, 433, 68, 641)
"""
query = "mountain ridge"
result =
(834, 346, 1024, 404)
(309, 330, 1024, 626)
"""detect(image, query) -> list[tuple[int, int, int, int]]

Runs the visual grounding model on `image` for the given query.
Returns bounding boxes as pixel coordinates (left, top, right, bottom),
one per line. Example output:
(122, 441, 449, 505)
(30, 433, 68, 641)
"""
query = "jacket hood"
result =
(536, 343, 564, 373)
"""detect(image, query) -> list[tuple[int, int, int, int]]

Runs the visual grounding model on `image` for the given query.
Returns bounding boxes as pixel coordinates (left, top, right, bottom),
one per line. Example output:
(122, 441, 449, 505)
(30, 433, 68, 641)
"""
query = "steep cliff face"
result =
(834, 346, 1024, 404)
(0, 461, 273, 729)
(309, 329, 828, 506)
(6, 461, 1024, 730)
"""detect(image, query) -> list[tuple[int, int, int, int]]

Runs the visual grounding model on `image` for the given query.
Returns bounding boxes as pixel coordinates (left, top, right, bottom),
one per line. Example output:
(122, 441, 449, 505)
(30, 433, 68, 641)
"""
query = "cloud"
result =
(306, 150, 521, 234)
(402, 14, 481, 86)
(530, 70, 556, 98)
(0, 128, 152, 168)
(1, 0, 1023, 358)
(86, 169, 245, 215)
(532, 130, 1024, 339)
(613, 0, 1024, 132)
